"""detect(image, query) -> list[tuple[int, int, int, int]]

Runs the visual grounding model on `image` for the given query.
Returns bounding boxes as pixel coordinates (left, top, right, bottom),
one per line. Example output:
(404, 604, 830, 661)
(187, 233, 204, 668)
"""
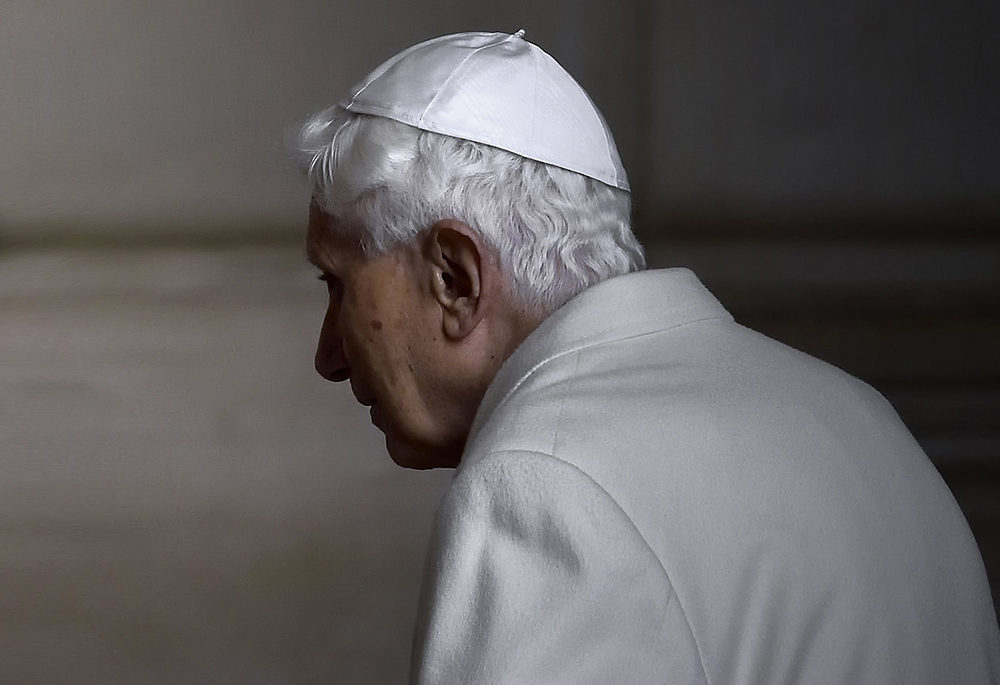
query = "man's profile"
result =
(295, 29, 1000, 684)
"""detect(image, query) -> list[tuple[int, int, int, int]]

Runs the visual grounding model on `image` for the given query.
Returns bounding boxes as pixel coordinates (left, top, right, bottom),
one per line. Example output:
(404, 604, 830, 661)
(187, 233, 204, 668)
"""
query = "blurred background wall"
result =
(3, 0, 998, 236)
(1, 1, 997, 683)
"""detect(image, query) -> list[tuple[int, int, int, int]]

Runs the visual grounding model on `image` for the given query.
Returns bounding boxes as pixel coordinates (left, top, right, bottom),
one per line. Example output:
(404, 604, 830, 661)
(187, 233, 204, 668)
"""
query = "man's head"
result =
(297, 31, 645, 468)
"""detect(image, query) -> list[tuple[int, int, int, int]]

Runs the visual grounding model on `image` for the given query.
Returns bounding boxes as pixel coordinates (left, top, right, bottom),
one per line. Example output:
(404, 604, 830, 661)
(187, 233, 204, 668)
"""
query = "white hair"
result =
(295, 106, 645, 315)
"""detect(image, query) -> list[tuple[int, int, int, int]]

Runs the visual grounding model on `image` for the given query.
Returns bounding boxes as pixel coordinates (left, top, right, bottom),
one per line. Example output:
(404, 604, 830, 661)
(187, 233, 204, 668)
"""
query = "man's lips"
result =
(349, 384, 380, 425)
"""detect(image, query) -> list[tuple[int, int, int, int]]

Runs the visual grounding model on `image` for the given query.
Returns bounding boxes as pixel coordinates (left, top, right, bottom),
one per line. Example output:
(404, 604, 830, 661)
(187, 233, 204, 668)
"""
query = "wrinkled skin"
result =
(307, 202, 542, 469)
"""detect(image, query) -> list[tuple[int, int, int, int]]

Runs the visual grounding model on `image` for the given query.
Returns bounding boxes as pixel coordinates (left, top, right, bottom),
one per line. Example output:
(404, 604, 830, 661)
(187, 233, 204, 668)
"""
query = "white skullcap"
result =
(339, 29, 630, 192)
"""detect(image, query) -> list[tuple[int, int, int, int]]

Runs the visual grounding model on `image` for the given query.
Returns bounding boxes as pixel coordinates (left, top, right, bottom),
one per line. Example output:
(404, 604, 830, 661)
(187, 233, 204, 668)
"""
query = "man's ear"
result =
(421, 219, 489, 340)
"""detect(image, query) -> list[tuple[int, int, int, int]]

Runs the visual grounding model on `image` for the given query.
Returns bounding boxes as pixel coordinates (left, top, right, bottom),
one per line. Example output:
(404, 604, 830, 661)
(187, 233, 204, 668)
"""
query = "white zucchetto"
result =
(339, 30, 630, 192)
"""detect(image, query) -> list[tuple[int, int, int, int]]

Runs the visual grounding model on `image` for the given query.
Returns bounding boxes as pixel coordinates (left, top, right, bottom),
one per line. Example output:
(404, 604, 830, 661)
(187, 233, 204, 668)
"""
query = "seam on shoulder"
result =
(549, 351, 581, 457)
(494, 313, 730, 421)
(473, 448, 712, 684)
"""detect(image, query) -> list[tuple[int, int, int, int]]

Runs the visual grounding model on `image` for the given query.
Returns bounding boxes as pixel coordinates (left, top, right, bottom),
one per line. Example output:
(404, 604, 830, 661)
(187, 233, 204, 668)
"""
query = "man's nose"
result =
(315, 308, 350, 382)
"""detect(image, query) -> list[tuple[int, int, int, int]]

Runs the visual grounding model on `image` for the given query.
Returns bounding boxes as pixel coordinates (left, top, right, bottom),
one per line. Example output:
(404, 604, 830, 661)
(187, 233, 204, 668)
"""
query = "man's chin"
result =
(384, 432, 461, 470)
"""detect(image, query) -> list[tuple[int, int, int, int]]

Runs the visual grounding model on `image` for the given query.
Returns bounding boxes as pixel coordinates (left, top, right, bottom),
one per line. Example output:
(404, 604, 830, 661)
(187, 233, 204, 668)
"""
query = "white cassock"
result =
(409, 268, 1000, 684)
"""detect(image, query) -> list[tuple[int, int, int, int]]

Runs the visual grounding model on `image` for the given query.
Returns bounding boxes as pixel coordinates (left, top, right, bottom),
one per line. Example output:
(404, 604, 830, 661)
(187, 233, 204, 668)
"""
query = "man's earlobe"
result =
(424, 220, 487, 340)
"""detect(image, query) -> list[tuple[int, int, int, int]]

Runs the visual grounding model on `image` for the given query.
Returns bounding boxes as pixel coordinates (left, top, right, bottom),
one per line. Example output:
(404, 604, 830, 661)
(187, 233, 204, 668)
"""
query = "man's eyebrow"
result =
(305, 236, 325, 269)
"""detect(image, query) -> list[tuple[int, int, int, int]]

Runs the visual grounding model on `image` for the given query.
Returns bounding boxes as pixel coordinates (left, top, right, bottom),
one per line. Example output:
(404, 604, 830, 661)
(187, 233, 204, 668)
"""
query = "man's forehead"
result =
(306, 204, 337, 267)
(306, 205, 365, 268)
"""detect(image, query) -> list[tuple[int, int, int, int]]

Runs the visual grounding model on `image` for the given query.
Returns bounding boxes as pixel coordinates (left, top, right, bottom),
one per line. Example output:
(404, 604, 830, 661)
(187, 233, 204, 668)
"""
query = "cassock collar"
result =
(467, 267, 733, 447)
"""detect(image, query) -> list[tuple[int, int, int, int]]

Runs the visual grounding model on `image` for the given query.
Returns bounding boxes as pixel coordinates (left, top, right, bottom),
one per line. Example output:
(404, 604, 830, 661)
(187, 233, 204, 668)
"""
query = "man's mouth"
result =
(350, 384, 380, 425)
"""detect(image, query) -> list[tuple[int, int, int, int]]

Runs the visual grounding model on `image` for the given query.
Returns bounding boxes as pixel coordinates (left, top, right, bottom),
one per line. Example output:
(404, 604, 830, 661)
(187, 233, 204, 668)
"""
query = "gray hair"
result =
(295, 106, 645, 315)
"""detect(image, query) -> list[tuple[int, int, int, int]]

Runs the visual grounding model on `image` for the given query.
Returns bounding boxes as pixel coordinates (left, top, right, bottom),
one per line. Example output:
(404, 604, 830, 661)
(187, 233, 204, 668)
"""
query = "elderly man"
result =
(297, 30, 1000, 684)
